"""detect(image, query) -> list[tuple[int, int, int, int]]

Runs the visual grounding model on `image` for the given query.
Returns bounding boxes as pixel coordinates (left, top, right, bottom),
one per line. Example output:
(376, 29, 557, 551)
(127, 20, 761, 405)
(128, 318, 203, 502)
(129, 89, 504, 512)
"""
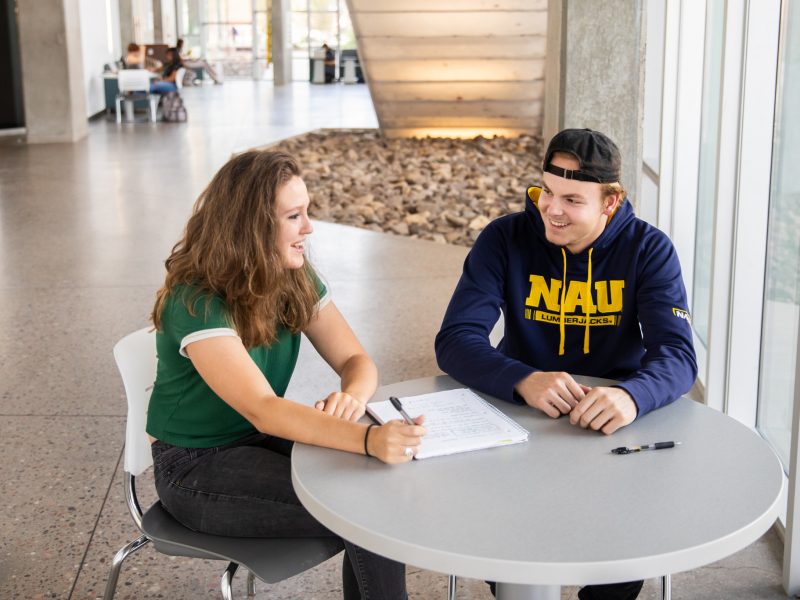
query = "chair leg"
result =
(103, 535, 150, 600)
(220, 562, 239, 600)
(661, 574, 671, 600)
(447, 574, 457, 600)
(115, 97, 122, 124)
(246, 570, 256, 598)
(124, 99, 135, 122)
(149, 96, 158, 122)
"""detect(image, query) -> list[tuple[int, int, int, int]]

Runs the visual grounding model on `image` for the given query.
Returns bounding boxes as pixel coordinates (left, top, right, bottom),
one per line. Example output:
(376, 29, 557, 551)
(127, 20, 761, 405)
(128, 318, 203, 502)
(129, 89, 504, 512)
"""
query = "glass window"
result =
(291, 0, 354, 80)
(309, 12, 337, 49)
(339, 9, 356, 49)
(757, 0, 800, 468)
(642, 0, 665, 171)
(292, 11, 310, 49)
(692, 0, 725, 374)
(310, 0, 338, 11)
(177, 0, 202, 52)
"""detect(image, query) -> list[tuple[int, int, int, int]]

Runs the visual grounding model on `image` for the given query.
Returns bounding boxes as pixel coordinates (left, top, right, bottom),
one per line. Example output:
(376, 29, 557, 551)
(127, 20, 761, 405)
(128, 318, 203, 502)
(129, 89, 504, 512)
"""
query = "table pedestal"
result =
(496, 583, 561, 600)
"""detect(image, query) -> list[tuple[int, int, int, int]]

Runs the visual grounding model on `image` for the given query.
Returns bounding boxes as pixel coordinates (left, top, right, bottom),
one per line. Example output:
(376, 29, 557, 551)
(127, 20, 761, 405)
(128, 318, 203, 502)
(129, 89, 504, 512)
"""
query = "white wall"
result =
(79, 0, 122, 116)
(160, 0, 177, 45)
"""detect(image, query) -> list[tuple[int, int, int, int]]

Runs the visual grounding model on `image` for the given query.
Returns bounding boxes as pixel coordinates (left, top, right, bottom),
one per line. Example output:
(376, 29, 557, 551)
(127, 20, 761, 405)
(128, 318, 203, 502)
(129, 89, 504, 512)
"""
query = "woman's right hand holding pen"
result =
(367, 416, 426, 464)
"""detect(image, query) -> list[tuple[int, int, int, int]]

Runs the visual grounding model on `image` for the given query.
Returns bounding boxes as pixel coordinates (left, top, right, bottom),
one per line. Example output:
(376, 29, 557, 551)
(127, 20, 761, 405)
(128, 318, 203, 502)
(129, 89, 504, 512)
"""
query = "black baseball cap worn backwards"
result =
(544, 128, 622, 184)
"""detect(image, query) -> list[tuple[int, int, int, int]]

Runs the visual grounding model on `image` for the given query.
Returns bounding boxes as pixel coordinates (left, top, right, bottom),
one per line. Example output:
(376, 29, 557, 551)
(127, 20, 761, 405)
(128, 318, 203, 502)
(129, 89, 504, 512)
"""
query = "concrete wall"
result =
(17, 0, 88, 143)
(272, 0, 292, 85)
(79, 0, 121, 116)
(119, 0, 134, 49)
(346, 0, 548, 138)
(132, 0, 154, 43)
(545, 0, 646, 200)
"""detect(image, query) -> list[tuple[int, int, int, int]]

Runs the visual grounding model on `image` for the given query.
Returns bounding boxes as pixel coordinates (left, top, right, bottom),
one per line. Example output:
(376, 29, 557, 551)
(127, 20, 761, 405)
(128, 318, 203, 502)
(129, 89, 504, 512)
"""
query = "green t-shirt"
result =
(146, 278, 328, 448)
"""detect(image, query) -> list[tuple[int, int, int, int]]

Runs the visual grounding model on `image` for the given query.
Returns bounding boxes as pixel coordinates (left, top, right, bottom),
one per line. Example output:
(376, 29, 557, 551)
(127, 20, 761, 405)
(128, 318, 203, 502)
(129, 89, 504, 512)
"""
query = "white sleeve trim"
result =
(317, 288, 331, 311)
(179, 328, 239, 357)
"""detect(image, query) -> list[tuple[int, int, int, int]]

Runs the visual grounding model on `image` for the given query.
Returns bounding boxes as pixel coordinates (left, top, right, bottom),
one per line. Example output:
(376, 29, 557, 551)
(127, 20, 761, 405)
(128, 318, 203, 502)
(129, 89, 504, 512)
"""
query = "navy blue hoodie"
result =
(435, 187, 697, 418)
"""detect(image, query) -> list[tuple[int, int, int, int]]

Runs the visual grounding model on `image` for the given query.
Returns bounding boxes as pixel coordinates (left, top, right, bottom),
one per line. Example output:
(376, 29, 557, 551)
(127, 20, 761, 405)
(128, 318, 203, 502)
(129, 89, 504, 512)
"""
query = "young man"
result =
(435, 128, 697, 600)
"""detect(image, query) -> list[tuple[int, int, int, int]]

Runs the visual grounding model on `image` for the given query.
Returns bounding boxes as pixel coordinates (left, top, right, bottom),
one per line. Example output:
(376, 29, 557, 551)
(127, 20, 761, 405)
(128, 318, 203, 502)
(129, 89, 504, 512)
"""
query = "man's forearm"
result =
(435, 327, 535, 402)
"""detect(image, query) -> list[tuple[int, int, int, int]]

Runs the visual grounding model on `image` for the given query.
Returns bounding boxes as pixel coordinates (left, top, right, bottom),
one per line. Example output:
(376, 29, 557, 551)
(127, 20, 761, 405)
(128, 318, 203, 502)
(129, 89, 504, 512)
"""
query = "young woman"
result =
(123, 42, 144, 68)
(147, 150, 426, 599)
(150, 47, 182, 94)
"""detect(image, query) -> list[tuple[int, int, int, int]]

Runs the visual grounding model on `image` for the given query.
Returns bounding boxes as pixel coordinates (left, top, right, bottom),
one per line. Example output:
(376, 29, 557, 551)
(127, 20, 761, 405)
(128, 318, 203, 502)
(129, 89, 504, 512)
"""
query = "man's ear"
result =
(603, 193, 623, 216)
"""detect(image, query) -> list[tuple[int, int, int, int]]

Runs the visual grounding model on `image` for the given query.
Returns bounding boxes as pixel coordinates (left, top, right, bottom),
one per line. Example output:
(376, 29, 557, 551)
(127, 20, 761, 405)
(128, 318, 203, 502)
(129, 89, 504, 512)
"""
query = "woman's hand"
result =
(315, 392, 366, 422)
(367, 416, 427, 464)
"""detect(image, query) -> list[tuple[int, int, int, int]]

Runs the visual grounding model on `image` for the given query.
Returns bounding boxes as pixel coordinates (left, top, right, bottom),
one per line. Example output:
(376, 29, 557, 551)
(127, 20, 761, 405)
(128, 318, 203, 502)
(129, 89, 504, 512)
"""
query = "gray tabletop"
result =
(291, 375, 784, 585)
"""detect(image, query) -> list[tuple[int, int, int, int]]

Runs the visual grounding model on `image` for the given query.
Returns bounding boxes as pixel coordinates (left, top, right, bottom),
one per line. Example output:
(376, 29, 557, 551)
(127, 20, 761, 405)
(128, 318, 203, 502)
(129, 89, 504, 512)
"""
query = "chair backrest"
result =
(118, 69, 151, 93)
(175, 67, 186, 90)
(114, 328, 158, 476)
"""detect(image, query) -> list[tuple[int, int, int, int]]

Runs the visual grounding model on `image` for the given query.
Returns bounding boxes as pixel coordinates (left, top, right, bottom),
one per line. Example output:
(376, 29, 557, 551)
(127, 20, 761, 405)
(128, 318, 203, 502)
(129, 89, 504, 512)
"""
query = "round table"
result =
(292, 376, 784, 599)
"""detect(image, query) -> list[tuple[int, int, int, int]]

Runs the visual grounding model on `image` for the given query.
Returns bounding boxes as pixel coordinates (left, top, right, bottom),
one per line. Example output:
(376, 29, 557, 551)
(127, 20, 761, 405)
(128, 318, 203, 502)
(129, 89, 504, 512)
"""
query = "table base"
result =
(496, 583, 560, 600)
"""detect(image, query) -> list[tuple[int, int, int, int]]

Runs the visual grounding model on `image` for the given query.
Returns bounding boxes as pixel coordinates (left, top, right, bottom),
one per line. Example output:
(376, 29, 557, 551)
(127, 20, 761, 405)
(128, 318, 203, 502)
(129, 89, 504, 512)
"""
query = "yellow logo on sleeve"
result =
(672, 308, 691, 323)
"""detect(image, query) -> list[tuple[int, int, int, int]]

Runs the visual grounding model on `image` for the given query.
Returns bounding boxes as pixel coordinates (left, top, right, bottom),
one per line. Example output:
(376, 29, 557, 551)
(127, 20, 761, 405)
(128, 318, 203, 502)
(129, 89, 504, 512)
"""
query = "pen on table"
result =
(611, 441, 682, 455)
(389, 396, 415, 425)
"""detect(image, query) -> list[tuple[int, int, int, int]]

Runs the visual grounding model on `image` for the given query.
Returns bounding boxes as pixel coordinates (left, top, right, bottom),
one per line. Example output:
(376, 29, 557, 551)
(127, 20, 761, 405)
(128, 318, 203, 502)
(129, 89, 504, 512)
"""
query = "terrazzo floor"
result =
(0, 81, 791, 599)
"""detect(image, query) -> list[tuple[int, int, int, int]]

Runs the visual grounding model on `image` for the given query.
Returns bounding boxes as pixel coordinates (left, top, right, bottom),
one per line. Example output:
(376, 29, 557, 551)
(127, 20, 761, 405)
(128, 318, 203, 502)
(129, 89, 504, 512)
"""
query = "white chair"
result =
(174, 67, 186, 90)
(342, 58, 358, 84)
(104, 328, 343, 600)
(115, 69, 159, 123)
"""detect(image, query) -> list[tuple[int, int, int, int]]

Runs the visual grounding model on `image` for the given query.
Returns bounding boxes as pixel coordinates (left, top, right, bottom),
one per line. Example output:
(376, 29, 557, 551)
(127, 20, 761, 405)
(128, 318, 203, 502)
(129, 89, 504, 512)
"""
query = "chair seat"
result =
(142, 501, 344, 583)
(118, 91, 150, 97)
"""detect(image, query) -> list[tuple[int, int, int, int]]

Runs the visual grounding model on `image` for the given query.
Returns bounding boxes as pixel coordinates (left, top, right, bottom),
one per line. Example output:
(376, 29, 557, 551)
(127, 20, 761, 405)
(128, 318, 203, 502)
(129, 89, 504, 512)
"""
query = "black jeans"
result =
(489, 579, 643, 599)
(151, 432, 407, 600)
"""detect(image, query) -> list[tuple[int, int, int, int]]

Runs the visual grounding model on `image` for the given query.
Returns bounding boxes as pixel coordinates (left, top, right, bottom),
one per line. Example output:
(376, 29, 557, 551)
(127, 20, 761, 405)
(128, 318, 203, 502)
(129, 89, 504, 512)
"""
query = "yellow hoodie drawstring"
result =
(559, 248, 567, 356)
(558, 247, 594, 356)
(584, 247, 594, 354)
(529, 186, 597, 356)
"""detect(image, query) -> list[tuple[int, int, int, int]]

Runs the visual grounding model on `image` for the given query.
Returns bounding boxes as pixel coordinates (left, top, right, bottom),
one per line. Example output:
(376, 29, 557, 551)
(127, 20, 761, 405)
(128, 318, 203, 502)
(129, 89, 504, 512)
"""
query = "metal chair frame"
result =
(103, 328, 342, 600)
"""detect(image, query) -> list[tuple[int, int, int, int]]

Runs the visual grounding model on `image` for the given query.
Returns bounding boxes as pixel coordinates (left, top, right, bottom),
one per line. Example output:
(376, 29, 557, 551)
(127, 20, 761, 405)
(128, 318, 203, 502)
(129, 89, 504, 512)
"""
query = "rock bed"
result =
(270, 129, 543, 247)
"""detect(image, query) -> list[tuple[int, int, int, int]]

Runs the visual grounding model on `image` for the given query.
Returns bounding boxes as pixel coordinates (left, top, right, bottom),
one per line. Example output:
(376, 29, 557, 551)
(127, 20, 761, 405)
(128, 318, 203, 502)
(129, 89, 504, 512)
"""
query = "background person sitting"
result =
(123, 42, 164, 72)
(123, 42, 144, 68)
(176, 38, 222, 84)
(150, 47, 182, 94)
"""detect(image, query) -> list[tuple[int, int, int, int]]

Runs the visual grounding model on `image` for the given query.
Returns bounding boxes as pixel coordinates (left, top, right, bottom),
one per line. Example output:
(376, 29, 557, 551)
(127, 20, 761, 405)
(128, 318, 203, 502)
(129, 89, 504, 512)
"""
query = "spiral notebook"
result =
(366, 388, 529, 459)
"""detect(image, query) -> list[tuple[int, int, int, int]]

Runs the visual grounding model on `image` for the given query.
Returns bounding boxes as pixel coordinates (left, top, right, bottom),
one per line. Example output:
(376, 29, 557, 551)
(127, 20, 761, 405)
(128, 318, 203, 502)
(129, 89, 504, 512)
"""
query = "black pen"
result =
(389, 396, 415, 425)
(611, 441, 682, 455)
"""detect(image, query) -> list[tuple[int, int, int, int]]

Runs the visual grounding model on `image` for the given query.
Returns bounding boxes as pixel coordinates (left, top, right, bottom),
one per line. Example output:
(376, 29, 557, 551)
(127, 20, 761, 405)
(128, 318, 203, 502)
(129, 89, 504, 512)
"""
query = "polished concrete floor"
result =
(0, 81, 790, 599)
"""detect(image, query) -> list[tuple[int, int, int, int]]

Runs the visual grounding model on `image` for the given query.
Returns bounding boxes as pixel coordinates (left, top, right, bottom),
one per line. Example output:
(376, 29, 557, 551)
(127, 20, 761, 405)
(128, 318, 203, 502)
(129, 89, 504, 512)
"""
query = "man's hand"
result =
(314, 392, 366, 422)
(569, 386, 637, 434)
(515, 371, 586, 418)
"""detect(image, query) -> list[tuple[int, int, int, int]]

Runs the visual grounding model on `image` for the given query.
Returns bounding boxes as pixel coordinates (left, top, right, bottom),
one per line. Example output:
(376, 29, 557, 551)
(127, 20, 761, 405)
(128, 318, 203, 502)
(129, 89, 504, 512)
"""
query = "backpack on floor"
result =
(161, 91, 187, 122)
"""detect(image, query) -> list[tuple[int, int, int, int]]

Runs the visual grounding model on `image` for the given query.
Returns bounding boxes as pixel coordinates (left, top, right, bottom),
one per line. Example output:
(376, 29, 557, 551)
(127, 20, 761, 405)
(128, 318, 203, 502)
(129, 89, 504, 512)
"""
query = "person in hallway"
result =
(149, 47, 181, 94)
(435, 128, 697, 600)
(147, 150, 425, 600)
(177, 38, 222, 84)
(322, 43, 336, 83)
(123, 42, 164, 71)
(123, 42, 144, 68)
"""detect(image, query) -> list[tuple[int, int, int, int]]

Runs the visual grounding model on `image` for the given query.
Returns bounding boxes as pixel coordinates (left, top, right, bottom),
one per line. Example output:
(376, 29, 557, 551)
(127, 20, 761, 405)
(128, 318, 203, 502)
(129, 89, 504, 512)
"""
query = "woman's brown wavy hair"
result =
(151, 150, 320, 348)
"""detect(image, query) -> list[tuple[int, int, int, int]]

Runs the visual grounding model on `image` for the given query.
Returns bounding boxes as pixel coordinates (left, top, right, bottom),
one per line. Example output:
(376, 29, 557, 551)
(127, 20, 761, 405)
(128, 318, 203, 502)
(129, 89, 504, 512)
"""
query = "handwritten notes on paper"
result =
(366, 388, 529, 459)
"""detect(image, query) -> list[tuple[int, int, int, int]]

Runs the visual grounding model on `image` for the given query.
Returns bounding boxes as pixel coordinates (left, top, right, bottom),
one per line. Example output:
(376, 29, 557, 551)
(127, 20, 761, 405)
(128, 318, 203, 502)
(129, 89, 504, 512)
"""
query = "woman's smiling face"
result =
(275, 176, 313, 269)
